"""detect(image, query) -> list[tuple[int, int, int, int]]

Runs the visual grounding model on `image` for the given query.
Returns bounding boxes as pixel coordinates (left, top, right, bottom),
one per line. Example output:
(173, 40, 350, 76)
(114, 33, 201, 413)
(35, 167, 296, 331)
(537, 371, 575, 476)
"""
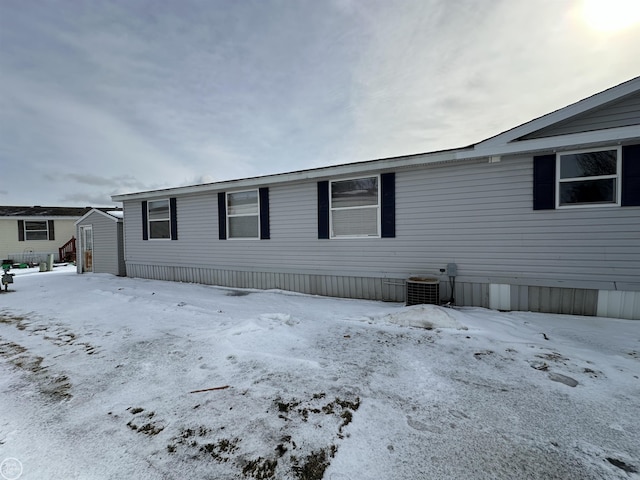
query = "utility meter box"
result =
(446, 263, 457, 277)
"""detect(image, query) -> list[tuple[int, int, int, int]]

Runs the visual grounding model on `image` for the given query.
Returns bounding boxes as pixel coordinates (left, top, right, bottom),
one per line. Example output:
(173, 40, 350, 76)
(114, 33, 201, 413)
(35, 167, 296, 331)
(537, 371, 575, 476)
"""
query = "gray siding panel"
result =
(522, 91, 640, 139)
(122, 155, 640, 308)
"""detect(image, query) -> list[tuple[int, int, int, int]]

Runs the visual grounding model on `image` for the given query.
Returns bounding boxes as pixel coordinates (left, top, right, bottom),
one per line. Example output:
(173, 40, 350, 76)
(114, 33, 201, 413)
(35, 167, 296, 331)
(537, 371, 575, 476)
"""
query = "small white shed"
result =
(75, 209, 125, 276)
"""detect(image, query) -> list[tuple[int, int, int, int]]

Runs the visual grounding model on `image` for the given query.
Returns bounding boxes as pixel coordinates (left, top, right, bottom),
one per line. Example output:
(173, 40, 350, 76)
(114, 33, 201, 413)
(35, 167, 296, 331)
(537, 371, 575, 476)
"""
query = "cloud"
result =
(44, 173, 150, 190)
(0, 0, 638, 208)
(339, 0, 640, 160)
(59, 192, 118, 207)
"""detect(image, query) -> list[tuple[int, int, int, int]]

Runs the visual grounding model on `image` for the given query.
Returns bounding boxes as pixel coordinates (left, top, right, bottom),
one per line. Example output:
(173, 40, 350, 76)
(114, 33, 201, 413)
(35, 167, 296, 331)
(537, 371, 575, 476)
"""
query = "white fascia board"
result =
(111, 148, 466, 202)
(75, 209, 121, 225)
(477, 76, 640, 148)
(458, 125, 640, 160)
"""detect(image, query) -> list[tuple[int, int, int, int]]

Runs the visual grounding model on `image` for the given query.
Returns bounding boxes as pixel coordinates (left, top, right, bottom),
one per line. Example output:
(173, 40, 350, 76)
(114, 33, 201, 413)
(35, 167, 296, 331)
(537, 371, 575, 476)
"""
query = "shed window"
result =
(24, 221, 49, 240)
(148, 199, 171, 239)
(330, 176, 380, 238)
(227, 190, 259, 239)
(557, 147, 620, 207)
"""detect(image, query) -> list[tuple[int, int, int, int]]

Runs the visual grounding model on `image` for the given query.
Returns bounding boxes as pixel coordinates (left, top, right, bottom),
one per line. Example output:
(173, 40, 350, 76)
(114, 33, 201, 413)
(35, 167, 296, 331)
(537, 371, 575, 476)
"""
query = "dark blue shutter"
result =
(533, 154, 556, 210)
(317, 181, 329, 239)
(218, 192, 227, 240)
(381, 172, 395, 238)
(621, 144, 640, 207)
(259, 187, 270, 239)
(18, 220, 24, 241)
(48, 220, 55, 241)
(170, 197, 178, 240)
(141, 201, 148, 240)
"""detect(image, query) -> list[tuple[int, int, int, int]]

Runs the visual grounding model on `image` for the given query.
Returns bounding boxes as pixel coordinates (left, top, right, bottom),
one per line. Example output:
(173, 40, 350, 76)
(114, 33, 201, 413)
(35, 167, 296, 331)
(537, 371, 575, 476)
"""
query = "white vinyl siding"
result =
(330, 176, 380, 238)
(148, 199, 170, 239)
(227, 190, 259, 239)
(557, 147, 621, 208)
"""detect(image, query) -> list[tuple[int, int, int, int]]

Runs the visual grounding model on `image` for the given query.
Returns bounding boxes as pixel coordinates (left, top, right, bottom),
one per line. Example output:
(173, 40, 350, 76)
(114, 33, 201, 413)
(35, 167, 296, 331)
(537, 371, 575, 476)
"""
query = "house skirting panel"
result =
(126, 263, 407, 301)
(597, 290, 640, 320)
(125, 263, 636, 319)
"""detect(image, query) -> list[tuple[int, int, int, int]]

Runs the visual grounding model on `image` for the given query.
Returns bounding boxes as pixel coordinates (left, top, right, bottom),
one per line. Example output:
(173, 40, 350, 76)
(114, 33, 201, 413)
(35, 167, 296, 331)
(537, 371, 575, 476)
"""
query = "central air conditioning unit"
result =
(406, 276, 440, 306)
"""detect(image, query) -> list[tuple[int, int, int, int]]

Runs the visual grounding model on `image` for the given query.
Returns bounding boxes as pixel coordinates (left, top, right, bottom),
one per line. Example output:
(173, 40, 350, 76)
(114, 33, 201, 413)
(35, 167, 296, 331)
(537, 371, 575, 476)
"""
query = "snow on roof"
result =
(106, 210, 123, 218)
(0, 205, 91, 217)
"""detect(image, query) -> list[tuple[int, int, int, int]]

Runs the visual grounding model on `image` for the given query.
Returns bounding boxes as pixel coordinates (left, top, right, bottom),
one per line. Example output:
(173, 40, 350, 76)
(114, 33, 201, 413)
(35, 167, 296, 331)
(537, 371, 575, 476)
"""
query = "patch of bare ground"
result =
(156, 391, 361, 478)
(0, 310, 99, 355)
(0, 336, 72, 401)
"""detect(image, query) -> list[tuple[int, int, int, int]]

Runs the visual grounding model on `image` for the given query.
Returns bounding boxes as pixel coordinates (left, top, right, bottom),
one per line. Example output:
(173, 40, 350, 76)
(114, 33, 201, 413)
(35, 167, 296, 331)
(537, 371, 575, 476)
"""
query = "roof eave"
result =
(112, 146, 472, 202)
(460, 124, 640, 160)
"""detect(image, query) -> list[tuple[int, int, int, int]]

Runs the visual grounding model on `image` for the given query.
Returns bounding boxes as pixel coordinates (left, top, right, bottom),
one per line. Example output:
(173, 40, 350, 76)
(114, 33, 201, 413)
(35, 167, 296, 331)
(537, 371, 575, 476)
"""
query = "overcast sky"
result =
(1, 0, 639, 207)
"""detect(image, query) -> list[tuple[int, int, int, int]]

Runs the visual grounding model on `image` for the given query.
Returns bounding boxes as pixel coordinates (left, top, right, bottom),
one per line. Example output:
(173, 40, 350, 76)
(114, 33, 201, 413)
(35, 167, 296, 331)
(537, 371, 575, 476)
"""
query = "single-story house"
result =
(0, 206, 92, 264)
(112, 76, 640, 319)
(75, 208, 126, 276)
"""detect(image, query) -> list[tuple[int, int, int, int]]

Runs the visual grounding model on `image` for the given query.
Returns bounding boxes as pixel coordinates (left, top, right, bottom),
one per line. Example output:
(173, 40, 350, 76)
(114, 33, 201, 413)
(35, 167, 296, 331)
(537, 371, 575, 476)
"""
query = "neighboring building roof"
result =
(106, 210, 123, 219)
(112, 75, 640, 202)
(0, 206, 91, 217)
(0, 206, 122, 218)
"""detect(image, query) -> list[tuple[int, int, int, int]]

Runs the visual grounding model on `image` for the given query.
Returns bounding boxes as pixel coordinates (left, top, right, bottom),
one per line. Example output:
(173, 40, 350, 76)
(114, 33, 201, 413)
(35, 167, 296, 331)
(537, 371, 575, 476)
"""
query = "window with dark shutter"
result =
(318, 174, 395, 238)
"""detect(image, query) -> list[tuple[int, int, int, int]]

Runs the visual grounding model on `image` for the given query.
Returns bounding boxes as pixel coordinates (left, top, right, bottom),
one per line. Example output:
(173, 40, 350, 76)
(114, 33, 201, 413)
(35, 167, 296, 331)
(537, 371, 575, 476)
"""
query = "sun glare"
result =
(582, 0, 640, 32)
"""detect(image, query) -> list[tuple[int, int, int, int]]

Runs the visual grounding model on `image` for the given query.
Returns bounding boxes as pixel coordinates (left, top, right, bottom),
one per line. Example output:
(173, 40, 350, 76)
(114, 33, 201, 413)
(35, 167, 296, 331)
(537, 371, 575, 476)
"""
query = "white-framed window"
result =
(330, 175, 380, 238)
(24, 221, 49, 240)
(227, 190, 259, 239)
(557, 147, 621, 208)
(148, 199, 171, 239)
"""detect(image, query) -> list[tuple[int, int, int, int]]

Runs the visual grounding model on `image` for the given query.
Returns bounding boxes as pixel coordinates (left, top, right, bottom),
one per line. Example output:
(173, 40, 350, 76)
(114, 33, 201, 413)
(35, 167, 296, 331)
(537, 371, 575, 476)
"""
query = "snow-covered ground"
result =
(1, 266, 638, 479)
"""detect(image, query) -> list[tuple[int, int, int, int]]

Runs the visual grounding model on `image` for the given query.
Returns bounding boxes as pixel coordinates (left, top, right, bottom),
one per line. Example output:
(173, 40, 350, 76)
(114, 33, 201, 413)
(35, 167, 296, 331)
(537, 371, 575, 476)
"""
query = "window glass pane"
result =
(25, 221, 47, 231)
(24, 221, 48, 240)
(560, 150, 617, 179)
(149, 220, 170, 239)
(228, 191, 258, 215)
(229, 216, 259, 238)
(148, 200, 169, 220)
(25, 230, 48, 240)
(559, 179, 615, 205)
(332, 207, 378, 237)
(331, 177, 378, 208)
